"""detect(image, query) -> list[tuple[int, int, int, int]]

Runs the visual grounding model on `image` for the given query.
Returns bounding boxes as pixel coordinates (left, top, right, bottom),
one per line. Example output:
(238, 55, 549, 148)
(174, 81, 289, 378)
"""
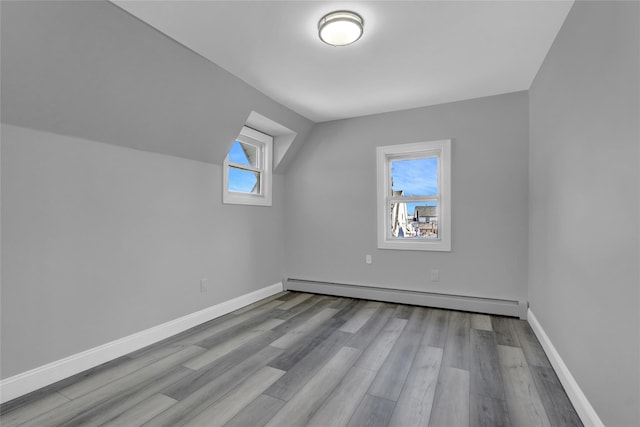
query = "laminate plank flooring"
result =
(387, 344, 442, 427)
(306, 366, 376, 427)
(0, 291, 583, 427)
(497, 345, 552, 427)
(429, 366, 471, 427)
(470, 393, 511, 427)
(62, 366, 194, 426)
(0, 392, 71, 427)
(355, 318, 407, 371)
(339, 301, 382, 333)
(102, 394, 176, 427)
(512, 319, 553, 368)
(529, 365, 583, 427)
(442, 310, 472, 370)
(422, 308, 450, 348)
(182, 366, 285, 427)
(223, 394, 284, 427)
(492, 315, 521, 347)
(346, 394, 395, 427)
(470, 329, 506, 400)
(264, 346, 361, 427)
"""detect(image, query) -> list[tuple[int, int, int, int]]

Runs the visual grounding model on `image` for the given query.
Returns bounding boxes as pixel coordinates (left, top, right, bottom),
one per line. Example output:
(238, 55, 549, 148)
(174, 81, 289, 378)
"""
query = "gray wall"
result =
(529, 2, 639, 426)
(284, 92, 529, 304)
(1, 124, 287, 377)
(0, 1, 313, 170)
(0, 1, 313, 378)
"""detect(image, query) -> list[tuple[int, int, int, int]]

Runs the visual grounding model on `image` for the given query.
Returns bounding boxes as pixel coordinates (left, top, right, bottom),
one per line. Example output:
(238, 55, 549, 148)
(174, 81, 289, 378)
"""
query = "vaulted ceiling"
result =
(113, 1, 574, 122)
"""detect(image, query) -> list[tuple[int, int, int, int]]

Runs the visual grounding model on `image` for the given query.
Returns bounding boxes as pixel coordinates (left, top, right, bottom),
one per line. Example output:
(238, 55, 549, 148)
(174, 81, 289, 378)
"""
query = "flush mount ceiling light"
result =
(318, 10, 364, 46)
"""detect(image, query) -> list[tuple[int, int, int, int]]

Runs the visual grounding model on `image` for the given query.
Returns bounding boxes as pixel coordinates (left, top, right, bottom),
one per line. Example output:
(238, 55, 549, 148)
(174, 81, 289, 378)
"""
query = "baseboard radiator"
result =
(285, 279, 527, 319)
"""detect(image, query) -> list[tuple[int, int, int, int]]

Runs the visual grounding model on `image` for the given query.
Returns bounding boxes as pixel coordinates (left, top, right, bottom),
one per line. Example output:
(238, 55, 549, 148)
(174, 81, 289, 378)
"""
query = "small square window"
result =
(223, 127, 273, 206)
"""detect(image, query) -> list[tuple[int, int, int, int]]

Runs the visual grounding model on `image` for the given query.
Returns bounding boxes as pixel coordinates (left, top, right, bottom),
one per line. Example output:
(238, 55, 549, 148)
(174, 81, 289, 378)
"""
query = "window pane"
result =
(228, 167, 260, 194)
(391, 157, 438, 197)
(228, 141, 259, 168)
(389, 201, 438, 239)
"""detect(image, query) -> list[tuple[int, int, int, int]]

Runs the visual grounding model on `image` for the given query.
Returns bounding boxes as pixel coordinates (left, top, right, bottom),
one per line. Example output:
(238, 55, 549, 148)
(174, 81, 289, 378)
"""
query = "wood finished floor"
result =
(1, 292, 583, 427)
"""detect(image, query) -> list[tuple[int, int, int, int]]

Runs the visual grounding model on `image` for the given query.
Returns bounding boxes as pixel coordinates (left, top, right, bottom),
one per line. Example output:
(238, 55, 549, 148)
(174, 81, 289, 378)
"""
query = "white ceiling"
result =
(113, 1, 573, 123)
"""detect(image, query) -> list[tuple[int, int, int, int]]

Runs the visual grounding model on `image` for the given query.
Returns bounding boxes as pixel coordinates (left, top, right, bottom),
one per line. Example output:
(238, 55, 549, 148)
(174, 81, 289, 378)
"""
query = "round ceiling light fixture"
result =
(318, 10, 364, 46)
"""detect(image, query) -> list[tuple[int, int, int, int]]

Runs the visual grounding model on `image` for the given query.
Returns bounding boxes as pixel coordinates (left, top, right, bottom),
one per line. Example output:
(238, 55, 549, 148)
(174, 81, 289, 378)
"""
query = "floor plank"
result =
(470, 392, 511, 427)
(145, 345, 283, 427)
(101, 393, 177, 427)
(393, 304, 413, 319)
(268, 300, 358, 372)
(183, 318, 283, 370)
(264, 329, 352, 401)
(491, 316, 520, 348)
(346, 394, 395, 427)
(0, 392, 70, 427)
(355, 317, 407, 371)
(346, 304, 396, 350)
(265, 346, 361, 427)
(367, 307, 427, 401)
(306, 366, 376, 427)
(19, 346, 204, 427)
(367, 329, 422, 401)
(529, 365, 583, 427)
(387, 344, 442, 427)
(276, 292, 314, 310)
(183, 366, 285, 427)
(471, 313, 493, 331)
(512, 320, 552, 368)
(442, 310, 471, 370)
(421, 308, 450, 348)
(161, 331, 279, 401)
(428, 366, 470, 427)
(271, 294, 332, 321)
(223, 394, 285, 427)
(340, 301, 382, 333)
(270, 308, 339, 349)
(65, 366, 193, 426)
(230, 291, 290, 315)
(0, 356, 130, 415)
(470, 329, 506, 401)
(58, 344, 186, 400)
(129, 299, 284, 361)
(497, 344, 551, 427)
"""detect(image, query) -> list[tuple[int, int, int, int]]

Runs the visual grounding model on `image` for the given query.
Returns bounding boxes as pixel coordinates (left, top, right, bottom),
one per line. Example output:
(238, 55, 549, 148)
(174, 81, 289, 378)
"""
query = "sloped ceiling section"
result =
(0, 1, 314, 168)
(112, 1, 573, 122)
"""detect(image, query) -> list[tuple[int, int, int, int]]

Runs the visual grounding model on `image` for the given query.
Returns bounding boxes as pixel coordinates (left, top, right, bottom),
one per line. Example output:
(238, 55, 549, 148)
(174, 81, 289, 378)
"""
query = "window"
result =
(376, 139, 451, 251)
(223, 126, 273, 206)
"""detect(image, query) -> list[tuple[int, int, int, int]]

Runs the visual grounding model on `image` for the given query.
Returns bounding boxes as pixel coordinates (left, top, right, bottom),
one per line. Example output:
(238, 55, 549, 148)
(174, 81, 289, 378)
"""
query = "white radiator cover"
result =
(285, 279, 527, 319)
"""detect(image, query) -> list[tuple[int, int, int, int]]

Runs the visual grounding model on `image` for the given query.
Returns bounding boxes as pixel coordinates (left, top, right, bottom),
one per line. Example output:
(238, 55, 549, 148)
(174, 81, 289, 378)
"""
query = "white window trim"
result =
(376, 139, 451, 251)
(223, 126, 273, 206)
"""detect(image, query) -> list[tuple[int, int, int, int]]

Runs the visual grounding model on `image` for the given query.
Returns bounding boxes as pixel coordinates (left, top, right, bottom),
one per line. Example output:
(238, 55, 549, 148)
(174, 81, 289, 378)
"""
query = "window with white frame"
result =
(376, 139, 451, 251)
(223, 126, 273, 206)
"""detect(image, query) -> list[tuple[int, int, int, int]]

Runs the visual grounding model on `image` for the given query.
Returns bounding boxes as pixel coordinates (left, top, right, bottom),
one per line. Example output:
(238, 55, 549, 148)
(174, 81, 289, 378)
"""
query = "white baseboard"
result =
(286, 278, 527, 318)
(0, 282, 283, 404)
(527, 309, 604, 427)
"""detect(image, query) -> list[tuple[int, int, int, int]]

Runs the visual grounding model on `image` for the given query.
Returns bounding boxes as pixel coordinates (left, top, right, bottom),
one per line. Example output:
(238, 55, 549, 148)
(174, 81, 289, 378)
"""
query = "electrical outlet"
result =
(430, 269, 440, 282)
(200, 278, 208, 292)
(365, 254, 372, 264)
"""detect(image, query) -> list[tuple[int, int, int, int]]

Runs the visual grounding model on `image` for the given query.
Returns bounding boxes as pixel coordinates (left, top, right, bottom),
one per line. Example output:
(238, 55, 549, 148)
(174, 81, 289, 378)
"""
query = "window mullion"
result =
(387, 195, 439, 203)
(228, 162, 262, 174)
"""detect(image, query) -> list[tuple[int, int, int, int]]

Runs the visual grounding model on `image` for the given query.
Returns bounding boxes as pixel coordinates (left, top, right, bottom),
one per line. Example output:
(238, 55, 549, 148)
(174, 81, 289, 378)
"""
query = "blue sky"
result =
(229, 141, 250, 165)
(228, 141, 258, 193)
(391, 157, 438, 215)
